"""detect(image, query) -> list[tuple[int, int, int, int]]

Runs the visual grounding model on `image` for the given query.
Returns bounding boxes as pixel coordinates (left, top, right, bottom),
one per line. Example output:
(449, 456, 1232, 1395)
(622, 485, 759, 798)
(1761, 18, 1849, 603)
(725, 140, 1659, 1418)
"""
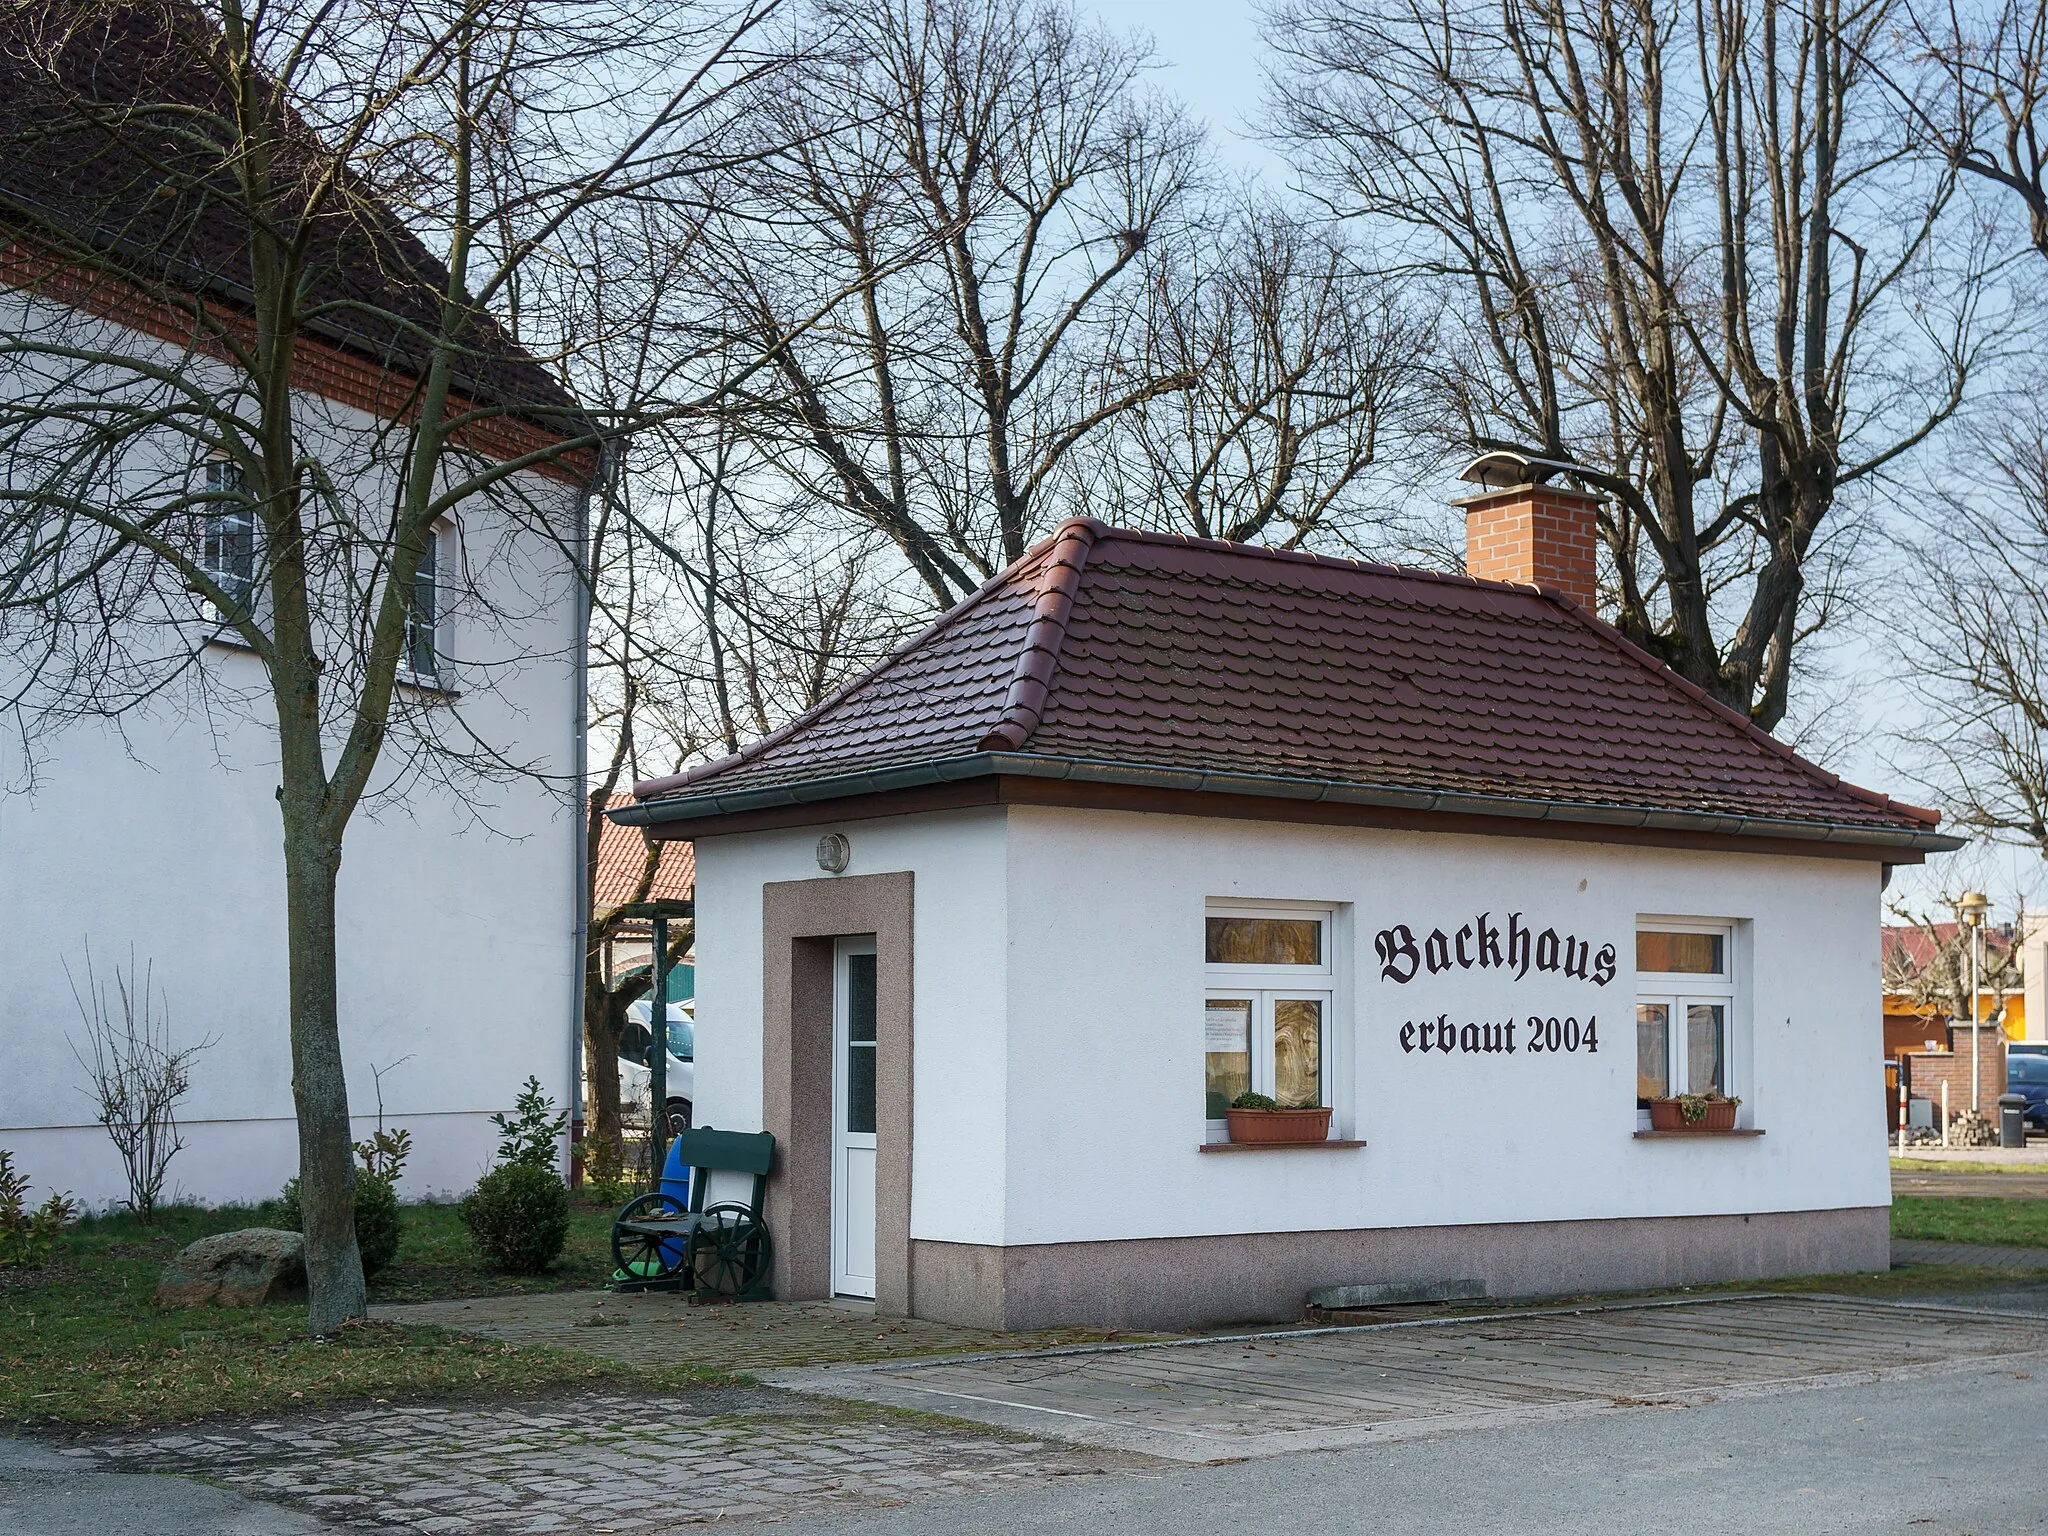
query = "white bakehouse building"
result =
(613, 461, 1959, 1331)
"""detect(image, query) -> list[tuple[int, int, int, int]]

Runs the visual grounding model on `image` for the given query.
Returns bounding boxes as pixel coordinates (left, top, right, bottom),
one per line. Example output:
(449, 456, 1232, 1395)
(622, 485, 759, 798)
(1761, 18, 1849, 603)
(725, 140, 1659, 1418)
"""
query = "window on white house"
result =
(1636, 922, 1736, 1110)
(1204, 906, 1333, 1121)
(404, 523, 445, 679)
(200, 460, 256, 616)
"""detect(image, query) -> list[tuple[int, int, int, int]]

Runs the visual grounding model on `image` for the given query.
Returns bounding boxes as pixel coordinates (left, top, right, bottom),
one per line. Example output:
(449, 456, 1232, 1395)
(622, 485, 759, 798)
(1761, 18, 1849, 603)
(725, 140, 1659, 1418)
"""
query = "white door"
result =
(831, 937, 878, 1298)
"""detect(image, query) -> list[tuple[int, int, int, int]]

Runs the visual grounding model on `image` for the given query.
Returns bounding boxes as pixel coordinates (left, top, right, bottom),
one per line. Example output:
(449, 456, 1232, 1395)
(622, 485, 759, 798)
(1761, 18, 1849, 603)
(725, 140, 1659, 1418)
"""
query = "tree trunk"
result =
(283, 824, 365, 1332)
(582, 964, 629, 1161)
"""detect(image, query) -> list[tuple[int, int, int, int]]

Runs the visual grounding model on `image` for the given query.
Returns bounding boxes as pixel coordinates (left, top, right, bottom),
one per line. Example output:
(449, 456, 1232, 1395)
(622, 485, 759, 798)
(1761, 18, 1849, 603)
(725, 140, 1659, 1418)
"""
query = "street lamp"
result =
(1958, 890, 1993, 1121)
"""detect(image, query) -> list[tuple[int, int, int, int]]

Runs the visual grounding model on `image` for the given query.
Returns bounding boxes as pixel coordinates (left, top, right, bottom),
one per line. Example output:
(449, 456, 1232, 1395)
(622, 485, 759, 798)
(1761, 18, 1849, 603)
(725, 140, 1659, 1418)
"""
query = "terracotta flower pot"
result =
(1647, 1098, 1738, 1131)
(1225, 1106, 1334, 1144)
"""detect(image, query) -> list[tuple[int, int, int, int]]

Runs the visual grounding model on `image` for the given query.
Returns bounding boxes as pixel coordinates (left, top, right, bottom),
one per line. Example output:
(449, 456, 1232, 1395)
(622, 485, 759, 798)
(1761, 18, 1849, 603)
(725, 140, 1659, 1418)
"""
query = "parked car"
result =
(2007, 1049, 2048, 1133)
(620, 999, 694, 1134)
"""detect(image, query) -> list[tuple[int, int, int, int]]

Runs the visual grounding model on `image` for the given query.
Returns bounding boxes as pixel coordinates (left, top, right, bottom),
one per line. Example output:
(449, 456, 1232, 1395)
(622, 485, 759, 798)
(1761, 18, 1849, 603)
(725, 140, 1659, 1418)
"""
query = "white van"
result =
(619, 998, 694, 1134)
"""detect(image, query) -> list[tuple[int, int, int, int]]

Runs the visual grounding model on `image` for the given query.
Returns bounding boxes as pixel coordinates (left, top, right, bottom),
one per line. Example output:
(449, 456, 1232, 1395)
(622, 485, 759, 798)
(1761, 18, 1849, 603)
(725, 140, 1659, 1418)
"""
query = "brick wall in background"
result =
(1903, 1030, 2008, 1122)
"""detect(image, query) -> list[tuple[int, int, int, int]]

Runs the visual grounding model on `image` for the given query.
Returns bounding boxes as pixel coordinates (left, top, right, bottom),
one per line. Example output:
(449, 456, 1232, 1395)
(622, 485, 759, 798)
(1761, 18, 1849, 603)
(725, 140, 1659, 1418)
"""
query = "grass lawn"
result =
(368, 1198, 621, 1303)
(1, 1200, 727, 1429)
(1890, 1195, 2048, 1249)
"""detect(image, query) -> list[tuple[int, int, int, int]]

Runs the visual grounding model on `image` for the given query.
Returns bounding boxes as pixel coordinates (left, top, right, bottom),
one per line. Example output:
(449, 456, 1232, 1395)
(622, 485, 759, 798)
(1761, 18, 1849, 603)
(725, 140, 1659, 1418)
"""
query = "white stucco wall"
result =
(692, 801, 1886, 1251)
(689, 810, 1010, 1232)
(1001, 805, 1884, 1245)
(0, 291, 582, 1211)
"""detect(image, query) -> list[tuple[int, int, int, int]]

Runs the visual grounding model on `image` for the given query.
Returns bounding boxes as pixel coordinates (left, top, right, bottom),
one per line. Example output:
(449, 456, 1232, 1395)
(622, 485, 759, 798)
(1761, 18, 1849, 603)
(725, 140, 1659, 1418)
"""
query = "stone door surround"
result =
(761, 872, 914, 1313)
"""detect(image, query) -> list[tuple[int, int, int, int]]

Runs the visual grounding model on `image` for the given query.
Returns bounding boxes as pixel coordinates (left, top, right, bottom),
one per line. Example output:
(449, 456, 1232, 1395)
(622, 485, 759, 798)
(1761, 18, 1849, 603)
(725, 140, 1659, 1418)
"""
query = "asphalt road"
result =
(768, 1360, 2048, 1536)
(0, 1434, 322, 1535)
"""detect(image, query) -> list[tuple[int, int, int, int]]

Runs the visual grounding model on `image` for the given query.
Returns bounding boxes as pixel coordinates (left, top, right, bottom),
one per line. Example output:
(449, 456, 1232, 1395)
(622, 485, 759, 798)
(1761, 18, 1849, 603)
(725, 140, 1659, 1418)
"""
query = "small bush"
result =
(461, 1163, 570, 1274)
(490, 1078, 567, 1170)
(274, 1172, 402, 1278)
(1230, 1091, 1281, 1111)
(0, 1150, 77, 1269)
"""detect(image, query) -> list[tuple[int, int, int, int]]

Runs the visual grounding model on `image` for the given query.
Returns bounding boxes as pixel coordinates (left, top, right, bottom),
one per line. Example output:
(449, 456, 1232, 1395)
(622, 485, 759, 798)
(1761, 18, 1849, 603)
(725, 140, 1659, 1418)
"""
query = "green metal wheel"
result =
(687, 1202, 773, 1300)
(610, 1190, 688, 1284)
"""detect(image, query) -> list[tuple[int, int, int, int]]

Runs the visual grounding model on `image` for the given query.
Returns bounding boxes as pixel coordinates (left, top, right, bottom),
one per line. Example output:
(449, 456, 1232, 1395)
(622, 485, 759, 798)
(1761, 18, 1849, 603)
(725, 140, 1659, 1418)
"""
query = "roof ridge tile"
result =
(978, 517, 1103, 752)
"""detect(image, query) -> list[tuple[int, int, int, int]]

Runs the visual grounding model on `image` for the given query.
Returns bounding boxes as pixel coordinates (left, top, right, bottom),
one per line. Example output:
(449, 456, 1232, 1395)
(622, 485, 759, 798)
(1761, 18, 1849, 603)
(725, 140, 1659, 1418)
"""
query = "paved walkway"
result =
(1890, 1145, 2048, 1166)
(69, 1386, 1153, 1533)
(370, 1291, 1143, 1372)
(770, 1294, 2048, 1462)
(1890, 1236, 2048, 1269)
(54, 1292, 2048, 1530)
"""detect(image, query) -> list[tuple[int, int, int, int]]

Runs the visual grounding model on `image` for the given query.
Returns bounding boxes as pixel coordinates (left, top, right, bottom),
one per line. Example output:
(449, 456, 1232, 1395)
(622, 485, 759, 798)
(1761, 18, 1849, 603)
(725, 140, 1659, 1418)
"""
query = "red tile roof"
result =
(625, 519, 1950, 850)
(594, 795, 693, 912)
(1882, 923, 2016, 975)
(0, 4, 581, 431)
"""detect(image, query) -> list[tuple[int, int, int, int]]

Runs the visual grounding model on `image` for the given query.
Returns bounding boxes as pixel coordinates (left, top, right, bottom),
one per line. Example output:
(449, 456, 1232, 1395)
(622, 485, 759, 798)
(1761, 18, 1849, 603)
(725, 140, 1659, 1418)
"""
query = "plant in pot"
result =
(1225, 1090, 1333, 1144)
(1646, 1090, 1741, 1131)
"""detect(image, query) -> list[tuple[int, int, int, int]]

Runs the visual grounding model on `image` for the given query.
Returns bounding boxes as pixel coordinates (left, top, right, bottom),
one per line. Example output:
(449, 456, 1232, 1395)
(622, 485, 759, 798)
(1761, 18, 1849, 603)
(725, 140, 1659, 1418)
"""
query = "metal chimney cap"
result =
(1458, 450, 1584, 490)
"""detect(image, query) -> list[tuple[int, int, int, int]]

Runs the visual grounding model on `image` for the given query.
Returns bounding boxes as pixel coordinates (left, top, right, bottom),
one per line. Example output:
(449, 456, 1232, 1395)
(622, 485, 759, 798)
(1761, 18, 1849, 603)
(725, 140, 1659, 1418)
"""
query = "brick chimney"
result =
(1455, 452, 1600, 610)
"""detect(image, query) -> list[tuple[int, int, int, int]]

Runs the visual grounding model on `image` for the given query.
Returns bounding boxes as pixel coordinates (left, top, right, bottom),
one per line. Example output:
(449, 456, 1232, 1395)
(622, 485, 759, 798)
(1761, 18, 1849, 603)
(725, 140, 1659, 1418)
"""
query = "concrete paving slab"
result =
(764, 1294, 2048, 1463)
(756, 1361, 2048, 1536)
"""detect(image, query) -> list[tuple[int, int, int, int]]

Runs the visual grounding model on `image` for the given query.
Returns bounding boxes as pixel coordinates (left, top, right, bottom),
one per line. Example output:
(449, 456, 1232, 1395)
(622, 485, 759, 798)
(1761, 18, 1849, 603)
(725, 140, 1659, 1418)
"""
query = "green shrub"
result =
(460, 1163, 570, 1274)
(490, 1078, 567, 1170)
(0, 1149, 77, 1269)
(274, 1172, 402, 1277)
(1230, 1091, 1281, 1111)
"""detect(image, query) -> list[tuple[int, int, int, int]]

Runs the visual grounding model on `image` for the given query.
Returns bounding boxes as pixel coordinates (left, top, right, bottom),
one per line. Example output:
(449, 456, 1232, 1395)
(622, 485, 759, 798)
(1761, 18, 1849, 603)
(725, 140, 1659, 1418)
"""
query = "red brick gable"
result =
(0, 3, 592, 482)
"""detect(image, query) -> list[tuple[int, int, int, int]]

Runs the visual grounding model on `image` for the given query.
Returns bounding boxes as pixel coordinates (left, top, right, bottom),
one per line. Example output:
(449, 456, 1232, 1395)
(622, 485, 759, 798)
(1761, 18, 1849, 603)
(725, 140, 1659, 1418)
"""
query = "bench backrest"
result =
(671, 1127, 775, 1177)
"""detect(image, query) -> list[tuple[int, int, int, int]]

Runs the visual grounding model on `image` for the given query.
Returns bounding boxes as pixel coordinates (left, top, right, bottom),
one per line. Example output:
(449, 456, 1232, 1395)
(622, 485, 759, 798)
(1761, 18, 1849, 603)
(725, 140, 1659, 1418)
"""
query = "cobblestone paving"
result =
(70, 1388, 1157, 1533)
(369, 1292, 1144, 1372)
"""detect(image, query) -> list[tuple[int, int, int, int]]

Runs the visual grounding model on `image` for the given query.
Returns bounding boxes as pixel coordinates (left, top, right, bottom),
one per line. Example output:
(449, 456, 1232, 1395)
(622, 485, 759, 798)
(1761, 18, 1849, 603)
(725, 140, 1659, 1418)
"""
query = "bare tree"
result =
(0, 0, 785, 1330)
(695, 0, 1205, 606)
(67, 945, 211, 1221)
(1090, 198, 1418, 548)
(1907, 0, 2048, 262)
(1883, 896, 2021, 1034)
(1270, 0, 1987, 727)
(1900, 401, 2048, 851)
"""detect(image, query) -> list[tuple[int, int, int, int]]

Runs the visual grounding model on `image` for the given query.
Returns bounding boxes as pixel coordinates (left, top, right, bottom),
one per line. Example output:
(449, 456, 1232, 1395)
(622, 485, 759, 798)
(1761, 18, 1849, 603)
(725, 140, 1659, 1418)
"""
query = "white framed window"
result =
(1204, 904, 1334, 1125)
(1635, 921, 1738, 1118)
(199, 460, 256, 616)
(403, 521, 451, 681)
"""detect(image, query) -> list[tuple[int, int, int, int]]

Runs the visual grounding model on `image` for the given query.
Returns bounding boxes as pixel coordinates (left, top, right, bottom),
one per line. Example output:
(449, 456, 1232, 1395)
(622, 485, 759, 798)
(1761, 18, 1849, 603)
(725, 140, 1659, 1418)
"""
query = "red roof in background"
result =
(630, 519, 1946, 844)
(1882, 922, 2017, 973)
(594, 795, 692, 912)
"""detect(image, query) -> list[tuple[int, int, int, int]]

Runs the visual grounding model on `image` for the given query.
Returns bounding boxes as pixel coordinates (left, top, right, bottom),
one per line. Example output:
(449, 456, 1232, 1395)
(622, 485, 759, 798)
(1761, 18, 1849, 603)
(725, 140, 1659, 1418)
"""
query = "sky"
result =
(1088, 0, 1271, 162)
(1081, 0, 2048, 923)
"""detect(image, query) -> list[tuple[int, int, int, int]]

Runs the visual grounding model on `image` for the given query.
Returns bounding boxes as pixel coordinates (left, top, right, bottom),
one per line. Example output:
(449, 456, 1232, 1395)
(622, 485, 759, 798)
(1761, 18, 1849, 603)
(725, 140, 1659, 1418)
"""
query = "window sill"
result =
(1198, 1139, 1367, 1153)
(202, 632, 260, 656)
(395, 671, 461, 702)
(1633, 1128, 1766, 1139)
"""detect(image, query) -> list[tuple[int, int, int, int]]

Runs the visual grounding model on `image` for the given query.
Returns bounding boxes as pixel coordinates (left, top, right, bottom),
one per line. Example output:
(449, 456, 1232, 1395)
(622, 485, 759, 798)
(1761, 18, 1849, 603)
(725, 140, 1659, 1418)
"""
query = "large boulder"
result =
(154, 1227, 306, 1307)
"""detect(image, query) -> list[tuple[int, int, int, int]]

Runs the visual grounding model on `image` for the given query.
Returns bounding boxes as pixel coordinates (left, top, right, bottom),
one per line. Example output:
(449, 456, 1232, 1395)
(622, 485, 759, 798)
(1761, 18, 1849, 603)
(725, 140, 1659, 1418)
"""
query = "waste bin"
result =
(1999, 1092, 2027, 1148)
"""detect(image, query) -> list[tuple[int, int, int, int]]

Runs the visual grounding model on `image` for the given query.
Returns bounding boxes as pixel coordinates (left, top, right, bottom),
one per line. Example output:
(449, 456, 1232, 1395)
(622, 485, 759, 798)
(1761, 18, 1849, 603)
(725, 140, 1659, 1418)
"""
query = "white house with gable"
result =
(616, 460, 1959, 1332)
(0, 10, 584, 1210)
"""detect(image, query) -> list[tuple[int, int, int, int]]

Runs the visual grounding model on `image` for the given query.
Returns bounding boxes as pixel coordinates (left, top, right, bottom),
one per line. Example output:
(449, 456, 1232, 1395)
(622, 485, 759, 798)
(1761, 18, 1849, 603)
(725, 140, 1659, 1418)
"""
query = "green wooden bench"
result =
(610, 1127, 775, 1300)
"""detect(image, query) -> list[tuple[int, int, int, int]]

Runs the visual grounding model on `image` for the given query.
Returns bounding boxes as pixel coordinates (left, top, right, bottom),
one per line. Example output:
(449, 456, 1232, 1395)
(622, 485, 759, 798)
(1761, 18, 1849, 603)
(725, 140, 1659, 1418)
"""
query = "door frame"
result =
(761, 872, 915, 1312)
(831, 936, 879, 1298)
